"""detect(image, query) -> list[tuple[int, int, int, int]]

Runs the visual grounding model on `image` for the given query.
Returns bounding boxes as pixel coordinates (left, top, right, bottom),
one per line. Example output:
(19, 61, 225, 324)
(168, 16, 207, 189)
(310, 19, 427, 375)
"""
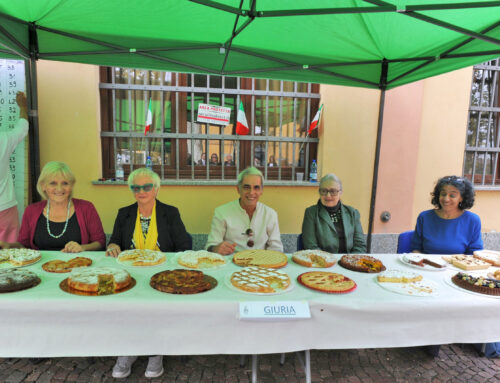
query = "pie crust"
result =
(442, 254, 490, 270)
(67, 267, 131, 293)
(0, 249, 42, 266)
(233, 249, 288, 268)
(177, 251, 225, 269)
(150, 269, 217, 294)
(339, 254, 386, 273)
(298, 271, 356, 293)
(118, 249, 166, 266)
(42, 257, 92, 273)
(230, 266, 290, 293)
(0, 268, 41, 293)
(452, 272, 500, 296)
(292, 250, 336, 268)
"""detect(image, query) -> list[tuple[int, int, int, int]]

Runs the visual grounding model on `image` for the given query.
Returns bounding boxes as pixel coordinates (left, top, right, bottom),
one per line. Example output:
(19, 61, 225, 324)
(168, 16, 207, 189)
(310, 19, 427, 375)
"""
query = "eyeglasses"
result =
(244, 228, 254, 247)
(130, 183, 154, 193)
(319, 188, 341, 196)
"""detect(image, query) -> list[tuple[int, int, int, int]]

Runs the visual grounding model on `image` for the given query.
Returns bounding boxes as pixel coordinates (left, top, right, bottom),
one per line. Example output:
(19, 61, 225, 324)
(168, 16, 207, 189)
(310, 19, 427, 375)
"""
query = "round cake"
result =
(118, 249, 166, 266)
(233, 249, 288, 268)
(298, 271, 356, 293)
(177, 250, 226, 269)
(67, 267, 131, 293)
(0, 249, 41, 266)
(42, 257, 92, 273)
(451, 272, 500, 296)
(0, 268, 41, 292)
(150, 269, 217, 294)
(292, 250, 336, 268)
(339, 254, 386, 273)
(230, 266, 291, 293)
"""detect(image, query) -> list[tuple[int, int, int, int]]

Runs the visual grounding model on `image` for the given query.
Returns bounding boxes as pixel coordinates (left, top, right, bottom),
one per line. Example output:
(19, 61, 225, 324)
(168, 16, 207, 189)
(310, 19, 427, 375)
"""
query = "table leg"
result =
(252, 354, 258, 383)
(296, 350, 311, 383)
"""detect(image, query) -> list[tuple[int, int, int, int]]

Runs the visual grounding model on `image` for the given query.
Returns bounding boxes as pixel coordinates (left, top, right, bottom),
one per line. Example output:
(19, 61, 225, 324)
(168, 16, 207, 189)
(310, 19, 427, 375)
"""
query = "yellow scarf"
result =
(132, 201, 159, 251)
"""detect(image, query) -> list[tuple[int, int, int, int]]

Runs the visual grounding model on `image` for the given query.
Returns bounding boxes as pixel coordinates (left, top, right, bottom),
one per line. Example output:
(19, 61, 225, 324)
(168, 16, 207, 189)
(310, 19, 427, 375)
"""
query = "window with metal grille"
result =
(99, 68, 320, 183)
(464, 59, 500, 189)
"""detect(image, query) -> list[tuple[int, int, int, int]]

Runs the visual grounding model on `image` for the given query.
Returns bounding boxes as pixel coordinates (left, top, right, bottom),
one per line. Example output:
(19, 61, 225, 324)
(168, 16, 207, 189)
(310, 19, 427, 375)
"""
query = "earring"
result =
(458, 202, 463, 209)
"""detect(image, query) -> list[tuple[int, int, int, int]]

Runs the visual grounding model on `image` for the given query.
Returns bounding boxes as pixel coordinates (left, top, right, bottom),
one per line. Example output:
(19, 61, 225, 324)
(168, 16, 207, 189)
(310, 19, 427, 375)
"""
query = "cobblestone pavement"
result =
(1, 344, 499, 383)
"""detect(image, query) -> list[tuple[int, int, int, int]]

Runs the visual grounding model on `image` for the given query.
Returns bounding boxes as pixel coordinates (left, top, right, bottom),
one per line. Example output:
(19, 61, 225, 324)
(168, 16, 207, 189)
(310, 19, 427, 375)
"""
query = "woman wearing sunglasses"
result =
(0, 161, 105, 252)
(106, 167, 191, 258)
(301, 173, 366, 253)
(106, 167, 190, 379)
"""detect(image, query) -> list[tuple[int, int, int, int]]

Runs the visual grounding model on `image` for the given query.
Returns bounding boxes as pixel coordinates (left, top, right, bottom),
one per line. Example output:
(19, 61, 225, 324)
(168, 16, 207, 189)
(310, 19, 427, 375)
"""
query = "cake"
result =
(377, 269, 423, 283)
(67, 267, 131, 293)
(118, 249, 166, 266)
(230, 266, 290, 293)
(0, 268, 41, 292)
(233, 249, 288, 268)
(402, 254, 446, 269)
(292, 250, 336, 268)
(177, 250, 226, 269)
(42, 257, 92, 273)
(473, 250, 500, 267)
(442, 255, 490, 270)
(150, 269, 217, 294)
(0, 249, 42, 266)
(297, 271, 356, 293)
(452, 272, 500, 296)
(339, 254, 386, 273)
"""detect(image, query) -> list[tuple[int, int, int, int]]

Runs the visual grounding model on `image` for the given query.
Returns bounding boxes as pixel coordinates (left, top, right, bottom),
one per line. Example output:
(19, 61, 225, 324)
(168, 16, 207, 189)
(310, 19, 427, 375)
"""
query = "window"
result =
(464, 59, 500, 188)
(100, 68, 320, 182)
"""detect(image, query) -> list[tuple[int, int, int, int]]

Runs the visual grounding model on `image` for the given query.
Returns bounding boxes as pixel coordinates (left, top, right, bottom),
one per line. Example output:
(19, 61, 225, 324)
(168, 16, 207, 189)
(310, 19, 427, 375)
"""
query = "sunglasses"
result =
(244, 228, 254, 247)
(319, 188, 341, 196)
(130, 183, 154, 193)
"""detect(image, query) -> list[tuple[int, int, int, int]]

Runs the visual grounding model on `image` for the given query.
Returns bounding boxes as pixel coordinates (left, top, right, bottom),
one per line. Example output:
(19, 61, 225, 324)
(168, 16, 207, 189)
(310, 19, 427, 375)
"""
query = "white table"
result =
(1, 252, 499, 359)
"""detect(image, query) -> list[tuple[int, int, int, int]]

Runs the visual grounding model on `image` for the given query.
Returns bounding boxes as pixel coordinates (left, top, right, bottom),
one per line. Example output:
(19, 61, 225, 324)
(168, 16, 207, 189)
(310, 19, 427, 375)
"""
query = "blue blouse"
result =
(410, 209, 483, 255)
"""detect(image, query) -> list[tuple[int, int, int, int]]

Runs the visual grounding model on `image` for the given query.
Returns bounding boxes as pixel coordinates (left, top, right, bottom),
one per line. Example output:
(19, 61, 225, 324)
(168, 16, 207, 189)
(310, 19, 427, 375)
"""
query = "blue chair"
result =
(297, 234, 304, 251)
(397, 230, 414, 253)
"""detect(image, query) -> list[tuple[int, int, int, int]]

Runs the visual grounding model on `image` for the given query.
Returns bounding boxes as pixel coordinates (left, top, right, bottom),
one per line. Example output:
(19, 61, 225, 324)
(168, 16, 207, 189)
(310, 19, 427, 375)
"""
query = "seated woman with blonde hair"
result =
(0, 161, 105, 252)
(106, 167, 191, 379)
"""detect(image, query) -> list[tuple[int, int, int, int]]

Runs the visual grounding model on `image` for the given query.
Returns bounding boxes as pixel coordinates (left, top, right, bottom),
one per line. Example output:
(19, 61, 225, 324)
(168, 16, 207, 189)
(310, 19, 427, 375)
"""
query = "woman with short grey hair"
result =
(301, 173, 366, 253)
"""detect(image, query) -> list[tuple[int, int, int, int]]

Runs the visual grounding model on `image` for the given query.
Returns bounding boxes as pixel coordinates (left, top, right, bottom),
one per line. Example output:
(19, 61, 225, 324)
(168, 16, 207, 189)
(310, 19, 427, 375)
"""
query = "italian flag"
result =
(307, 104, 323, 135)
(144, 98, 153, 135)
(236, 100, 249, 135)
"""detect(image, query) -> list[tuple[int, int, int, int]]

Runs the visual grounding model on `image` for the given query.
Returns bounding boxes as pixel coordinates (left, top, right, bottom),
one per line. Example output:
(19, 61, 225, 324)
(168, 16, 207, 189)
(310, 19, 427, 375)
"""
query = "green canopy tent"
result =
(1, 0, 499, 250)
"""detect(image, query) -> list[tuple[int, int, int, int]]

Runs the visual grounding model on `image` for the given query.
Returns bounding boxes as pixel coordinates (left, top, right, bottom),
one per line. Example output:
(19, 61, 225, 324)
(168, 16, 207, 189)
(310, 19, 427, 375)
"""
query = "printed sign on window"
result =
(197, 103, 231, 126)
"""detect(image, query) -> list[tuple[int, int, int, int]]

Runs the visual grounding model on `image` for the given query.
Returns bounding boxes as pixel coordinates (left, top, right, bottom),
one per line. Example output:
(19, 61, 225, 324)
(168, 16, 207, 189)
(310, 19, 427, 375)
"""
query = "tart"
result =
(0, 268, 41, 292)
(292, 250, 336, 268)
(233, 249, 288, 268)
(377, 269, 423, 283)
(177, 250, 225, 269)
(339, 254, 386, 273)
(298, 271, 356, 293)
(118, 249, 166, 266)
(452, 272, 500, 296)
(150, 269, 217, 294)
(0, 249, 41, 266)
(42, 257, 92, 273)
(67, 267, 131, 293)
(230, 266, 290, 293)
(442, 254, 490, 270)
(473, 250, 500, 267)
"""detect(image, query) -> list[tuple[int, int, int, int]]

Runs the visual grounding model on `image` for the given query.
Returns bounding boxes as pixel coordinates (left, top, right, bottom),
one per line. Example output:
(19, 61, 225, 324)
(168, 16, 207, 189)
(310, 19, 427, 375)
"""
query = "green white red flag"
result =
(236, 100, 249, 135)
(307, 104, 323, 135)
(144, 98, 153, 135)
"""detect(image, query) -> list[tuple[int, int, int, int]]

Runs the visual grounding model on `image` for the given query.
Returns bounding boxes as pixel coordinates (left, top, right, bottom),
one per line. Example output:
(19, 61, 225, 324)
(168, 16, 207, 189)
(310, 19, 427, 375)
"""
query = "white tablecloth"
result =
(1, 252, 499, 357)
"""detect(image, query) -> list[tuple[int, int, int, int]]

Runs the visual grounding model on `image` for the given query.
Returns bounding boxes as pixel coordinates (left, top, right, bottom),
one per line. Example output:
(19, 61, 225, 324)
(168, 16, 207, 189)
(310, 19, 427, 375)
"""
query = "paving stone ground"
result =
(1, 344, 499, 383)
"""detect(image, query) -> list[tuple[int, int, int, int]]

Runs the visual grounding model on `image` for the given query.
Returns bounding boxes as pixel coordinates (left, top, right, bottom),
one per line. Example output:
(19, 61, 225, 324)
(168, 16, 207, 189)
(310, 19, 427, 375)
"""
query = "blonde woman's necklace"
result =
(46, 199, 71, 239)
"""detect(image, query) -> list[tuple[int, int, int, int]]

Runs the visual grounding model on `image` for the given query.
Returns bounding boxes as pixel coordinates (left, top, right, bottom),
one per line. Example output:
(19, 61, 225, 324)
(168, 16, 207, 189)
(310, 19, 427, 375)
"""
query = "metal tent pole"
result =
(367, 59, 388, 253)
(26, 23, 40, 203)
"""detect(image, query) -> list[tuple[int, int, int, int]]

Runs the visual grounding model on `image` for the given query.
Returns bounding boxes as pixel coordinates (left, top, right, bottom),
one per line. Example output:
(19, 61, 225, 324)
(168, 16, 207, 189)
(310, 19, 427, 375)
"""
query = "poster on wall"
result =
(0, 59, 26, 220)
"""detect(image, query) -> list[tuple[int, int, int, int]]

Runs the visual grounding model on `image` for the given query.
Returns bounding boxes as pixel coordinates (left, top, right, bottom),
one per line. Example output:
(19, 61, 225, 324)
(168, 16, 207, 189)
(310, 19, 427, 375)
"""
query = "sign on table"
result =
(239, 301, 311, 320)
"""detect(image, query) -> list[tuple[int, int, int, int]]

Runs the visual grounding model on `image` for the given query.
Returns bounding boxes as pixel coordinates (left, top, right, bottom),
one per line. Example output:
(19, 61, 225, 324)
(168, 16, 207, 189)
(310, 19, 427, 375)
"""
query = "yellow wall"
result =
(36, 60, 500, 236)
(36, 61, 319, 234)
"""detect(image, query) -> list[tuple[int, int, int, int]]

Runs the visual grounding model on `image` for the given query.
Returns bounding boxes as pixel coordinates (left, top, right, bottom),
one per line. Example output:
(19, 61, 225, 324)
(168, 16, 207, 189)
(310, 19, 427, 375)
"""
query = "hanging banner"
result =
(197, 103, 231, 125)
(0, 59, 26, 220)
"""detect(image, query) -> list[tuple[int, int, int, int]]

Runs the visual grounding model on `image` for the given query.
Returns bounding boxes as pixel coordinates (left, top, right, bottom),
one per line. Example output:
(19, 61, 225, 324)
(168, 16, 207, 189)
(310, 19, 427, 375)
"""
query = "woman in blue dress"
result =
(410, 175, 483, 255)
